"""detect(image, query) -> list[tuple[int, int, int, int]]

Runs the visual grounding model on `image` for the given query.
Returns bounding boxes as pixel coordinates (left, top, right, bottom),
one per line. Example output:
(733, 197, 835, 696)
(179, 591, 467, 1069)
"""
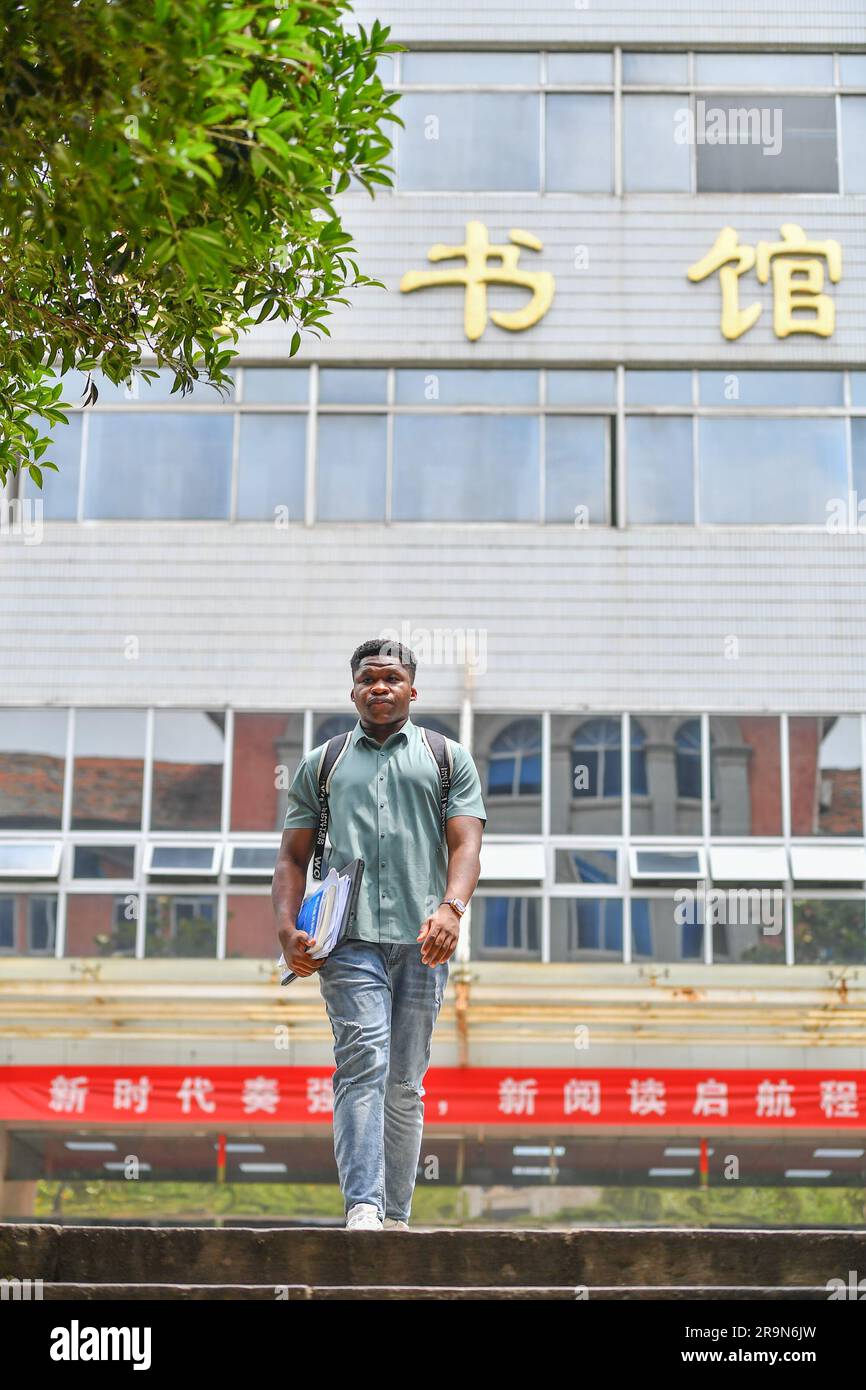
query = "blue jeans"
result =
(318, 938, 449, 1222)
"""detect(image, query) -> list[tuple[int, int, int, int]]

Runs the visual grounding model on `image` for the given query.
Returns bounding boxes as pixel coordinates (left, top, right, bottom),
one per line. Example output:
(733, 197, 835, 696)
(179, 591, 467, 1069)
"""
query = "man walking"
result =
(272, 639, 486, 1230)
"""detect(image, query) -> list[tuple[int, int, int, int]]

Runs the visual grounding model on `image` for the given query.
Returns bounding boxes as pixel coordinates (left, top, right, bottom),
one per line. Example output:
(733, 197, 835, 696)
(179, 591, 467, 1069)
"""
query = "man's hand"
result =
(278, 926, 325, 977)
(417, 904, 460, 966)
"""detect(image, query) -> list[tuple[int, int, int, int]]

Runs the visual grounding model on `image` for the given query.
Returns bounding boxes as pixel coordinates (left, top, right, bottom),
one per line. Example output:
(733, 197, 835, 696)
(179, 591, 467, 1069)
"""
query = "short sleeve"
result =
(446, 743, 487, 825)
(282, 754, 320, 830)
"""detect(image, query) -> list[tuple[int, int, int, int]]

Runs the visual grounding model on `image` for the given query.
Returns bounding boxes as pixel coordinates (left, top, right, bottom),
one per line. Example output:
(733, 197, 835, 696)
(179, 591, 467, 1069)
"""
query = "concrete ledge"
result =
(34, 1282, 835, 1301)
(2, 1224, 864, 1290)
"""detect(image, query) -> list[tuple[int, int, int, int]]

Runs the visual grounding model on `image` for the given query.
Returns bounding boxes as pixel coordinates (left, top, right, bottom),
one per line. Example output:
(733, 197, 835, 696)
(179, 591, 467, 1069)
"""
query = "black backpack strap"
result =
(419, 727, 453, 839)
(312, 732, 352, 880)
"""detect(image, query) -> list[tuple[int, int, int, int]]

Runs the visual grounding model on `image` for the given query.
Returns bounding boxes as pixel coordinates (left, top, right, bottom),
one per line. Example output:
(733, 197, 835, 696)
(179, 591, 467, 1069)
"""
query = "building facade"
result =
(1, 1, 866, 1217)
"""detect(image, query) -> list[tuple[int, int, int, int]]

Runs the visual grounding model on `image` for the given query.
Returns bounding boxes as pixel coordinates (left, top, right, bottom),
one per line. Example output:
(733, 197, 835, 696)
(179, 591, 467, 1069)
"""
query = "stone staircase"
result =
(2, 1224, 863, 1298)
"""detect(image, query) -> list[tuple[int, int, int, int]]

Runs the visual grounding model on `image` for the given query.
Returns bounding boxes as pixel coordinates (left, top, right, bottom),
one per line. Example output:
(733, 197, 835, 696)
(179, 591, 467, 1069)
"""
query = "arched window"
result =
(487, 719, 542, 797)
(313, 714, 357, 746)
(571, 718, 621, 798)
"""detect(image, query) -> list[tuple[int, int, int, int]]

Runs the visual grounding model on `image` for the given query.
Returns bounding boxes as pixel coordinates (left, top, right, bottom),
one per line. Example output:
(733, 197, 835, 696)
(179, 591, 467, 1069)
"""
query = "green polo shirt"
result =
(282, 716, 486, 944)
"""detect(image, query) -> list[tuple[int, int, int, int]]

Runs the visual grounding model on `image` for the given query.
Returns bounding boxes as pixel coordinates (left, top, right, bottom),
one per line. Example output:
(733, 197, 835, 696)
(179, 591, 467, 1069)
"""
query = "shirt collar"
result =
(352, 715, 416, 749)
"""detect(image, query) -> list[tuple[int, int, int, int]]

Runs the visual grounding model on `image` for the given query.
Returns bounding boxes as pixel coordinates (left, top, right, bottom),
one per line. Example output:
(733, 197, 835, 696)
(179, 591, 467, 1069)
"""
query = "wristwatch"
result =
(442, 898, 467, 918)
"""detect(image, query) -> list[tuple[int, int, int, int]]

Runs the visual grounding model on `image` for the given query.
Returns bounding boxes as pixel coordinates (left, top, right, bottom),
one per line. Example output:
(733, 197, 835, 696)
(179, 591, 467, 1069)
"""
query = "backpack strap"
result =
(419, 727, 453, 839)
(313, 731, 352, 880)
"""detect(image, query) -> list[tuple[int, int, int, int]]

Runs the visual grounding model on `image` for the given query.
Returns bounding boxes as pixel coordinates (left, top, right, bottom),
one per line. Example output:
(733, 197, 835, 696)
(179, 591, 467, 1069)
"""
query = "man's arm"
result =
(418, 814, 484, 966)
(272, 826, 325, 977)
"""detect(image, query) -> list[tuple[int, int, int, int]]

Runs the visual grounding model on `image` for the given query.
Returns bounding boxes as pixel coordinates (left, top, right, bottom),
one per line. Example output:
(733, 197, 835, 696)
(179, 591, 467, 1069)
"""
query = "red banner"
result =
(0, 1066, 864, 1128)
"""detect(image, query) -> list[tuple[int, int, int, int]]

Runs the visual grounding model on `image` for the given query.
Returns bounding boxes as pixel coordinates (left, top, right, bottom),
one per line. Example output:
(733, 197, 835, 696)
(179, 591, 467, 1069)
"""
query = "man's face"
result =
(351, 655, 416, 726)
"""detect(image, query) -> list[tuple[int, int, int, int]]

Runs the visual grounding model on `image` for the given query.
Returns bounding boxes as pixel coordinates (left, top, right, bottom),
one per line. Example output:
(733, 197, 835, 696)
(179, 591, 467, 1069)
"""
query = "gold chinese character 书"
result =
(400, 220, 555, 341)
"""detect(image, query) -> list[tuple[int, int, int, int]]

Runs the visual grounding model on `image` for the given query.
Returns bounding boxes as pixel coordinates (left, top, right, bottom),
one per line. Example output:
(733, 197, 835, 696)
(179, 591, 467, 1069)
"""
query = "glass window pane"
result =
(20, 415, 82, 519)
(631, 717, 703, 837)
(554, 849, 619, 884)
(145, 894, 218, 957)
(852, 375, 866, 408)
(151, 712, 225, 832)
(626, 418, 694, 523)
(626, 370, 692, 406)
(65, 893, 137, 956)
(710, 886, 786, 964)
(631, 895, 703, 963)
(694, 54, 834, 86)
(840, 56, 866, 86)
(789, 716, 863, 837)
(92, 368, 235, 403)
(395, 369, 538, 406)
(709, 717, 782, 836)
(231, 713, 304, 831)
(852, 419, 866, 504)
(547, 370, 616, 406)
(316, 416, 386, 521)
(545, 95, 613, 191)
(0, 843, 59, 875)
(793, 899, 866, 964)
(550, 898, 623, 961)
(469, 896, 541, 960)
(696, 96, 837, 193)
(551, 715, 624, 833)
(242, 368, 308, 404)
(226, 894, 278, 958)
(27, 895, 57, 955)
(398, 93, 539, 191)
(698, 370, 843, 406)
(473, 716, 542, 834)
(72, 710, 146, 830)
(401, 51, 540, 85)
(72, 846, 136, 879)
(622, 52, 689, 84)
(699, 418, 846, 524)
(546, 53, 613, 85)
(623, 95, 691, 190)
(237, 415, 306, 521)
(318, 369, 388, 404)
(312, 713, 357, 746)
(840, 97, 866, 192)
(85, 414, 232, 518)
(544, 417, 608, 524)
(0, 710, 67, 828)
(392, 415, 539, 521)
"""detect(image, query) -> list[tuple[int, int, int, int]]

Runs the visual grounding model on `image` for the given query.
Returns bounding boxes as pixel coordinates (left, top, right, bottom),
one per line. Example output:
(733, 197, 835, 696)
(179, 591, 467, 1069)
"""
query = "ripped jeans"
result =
(317, 938, 449, 1223)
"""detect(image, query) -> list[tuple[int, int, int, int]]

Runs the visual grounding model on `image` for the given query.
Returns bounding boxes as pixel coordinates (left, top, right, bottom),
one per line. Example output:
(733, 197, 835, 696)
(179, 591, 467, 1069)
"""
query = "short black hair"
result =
(350, 638, 417, 683)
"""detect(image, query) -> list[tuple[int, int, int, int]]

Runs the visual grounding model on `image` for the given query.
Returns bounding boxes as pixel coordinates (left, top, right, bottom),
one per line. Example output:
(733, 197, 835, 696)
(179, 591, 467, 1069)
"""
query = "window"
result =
(27, 895, 57, 955)
(0, 843, 62, 877)
(551, 898, 624, 960)
(485, 720, 542, 797)
(675, 720, 703, 800)
(0, 710, 67, 829)
(793, 899, 866, 965)
(474, 896, 540, 957)
(709, 717, 782, 836)
(85, 413, 233, 519)
(236, 415, 306, 521)
(392, 414, 539, 521)
(150, 712, 225, 832)
(397, 92, 540, 191)
(789, 716, 864, 837)
(72, 709, 146, 831)
(231, 714, 304, 832)
(145, 894, 218, 958)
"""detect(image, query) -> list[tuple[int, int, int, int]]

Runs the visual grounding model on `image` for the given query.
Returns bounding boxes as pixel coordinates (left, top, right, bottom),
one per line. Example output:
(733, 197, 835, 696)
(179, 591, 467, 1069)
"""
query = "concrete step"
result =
(28, 1282, 835, 1300)
(2, 1224, 863, 1295)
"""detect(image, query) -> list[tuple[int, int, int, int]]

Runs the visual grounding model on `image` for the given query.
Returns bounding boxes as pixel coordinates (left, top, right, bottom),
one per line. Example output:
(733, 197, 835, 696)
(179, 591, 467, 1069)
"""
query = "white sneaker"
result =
(383, 1218, 409, 1230)
(346, 1203, 383, 1230)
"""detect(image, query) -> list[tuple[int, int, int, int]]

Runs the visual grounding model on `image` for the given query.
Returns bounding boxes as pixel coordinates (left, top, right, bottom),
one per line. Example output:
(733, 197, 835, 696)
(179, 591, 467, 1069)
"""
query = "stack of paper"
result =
(277, 865, 354, 977)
